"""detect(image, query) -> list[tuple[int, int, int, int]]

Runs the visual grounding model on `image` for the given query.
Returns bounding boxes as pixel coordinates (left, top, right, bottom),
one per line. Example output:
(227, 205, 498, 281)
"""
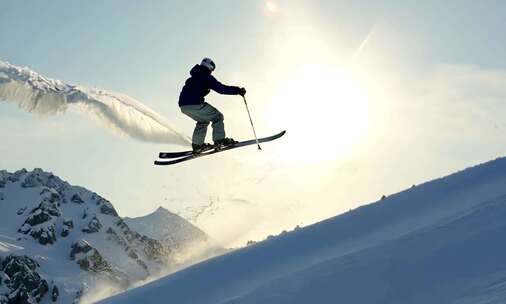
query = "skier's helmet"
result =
(200, 58, 216, 72)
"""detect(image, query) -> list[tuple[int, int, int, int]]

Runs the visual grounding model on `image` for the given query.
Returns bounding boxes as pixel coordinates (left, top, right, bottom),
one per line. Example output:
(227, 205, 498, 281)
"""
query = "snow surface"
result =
(0, 59, 189, 145)
(100, 156, 506, 304)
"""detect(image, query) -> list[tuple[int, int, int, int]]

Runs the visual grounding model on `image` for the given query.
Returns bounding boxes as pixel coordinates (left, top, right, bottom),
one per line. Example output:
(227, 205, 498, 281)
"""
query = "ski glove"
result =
(239, 87, 246, 96)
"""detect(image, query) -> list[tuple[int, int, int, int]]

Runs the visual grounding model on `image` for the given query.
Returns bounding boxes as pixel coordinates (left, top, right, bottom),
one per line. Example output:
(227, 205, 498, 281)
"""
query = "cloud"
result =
(0, 60, 190, 146)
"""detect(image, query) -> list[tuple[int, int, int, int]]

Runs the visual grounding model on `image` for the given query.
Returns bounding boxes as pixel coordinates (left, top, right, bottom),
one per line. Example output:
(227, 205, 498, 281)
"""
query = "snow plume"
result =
(0, 60, 190, 145)
(79, 280, 124, 304)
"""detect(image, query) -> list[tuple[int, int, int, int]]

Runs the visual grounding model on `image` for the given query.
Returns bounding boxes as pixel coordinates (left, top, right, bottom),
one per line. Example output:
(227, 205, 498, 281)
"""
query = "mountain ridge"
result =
(0, 168, 219, 303)
(124, 205, 225, 266)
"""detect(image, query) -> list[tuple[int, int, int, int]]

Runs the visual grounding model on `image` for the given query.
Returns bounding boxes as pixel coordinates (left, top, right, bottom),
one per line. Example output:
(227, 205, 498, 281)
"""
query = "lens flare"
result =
(266, 1, 278, 14)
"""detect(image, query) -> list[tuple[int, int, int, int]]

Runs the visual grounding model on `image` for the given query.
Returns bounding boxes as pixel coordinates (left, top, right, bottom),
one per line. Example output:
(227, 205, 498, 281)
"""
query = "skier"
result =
(179, 58, 246, 154)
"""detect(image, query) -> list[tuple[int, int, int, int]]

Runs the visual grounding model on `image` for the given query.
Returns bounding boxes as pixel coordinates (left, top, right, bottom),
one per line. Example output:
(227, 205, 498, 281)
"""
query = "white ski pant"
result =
(180, 102, 226, 145)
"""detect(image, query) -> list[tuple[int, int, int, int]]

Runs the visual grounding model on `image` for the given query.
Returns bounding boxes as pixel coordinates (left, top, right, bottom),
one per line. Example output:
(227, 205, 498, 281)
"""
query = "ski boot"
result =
(192, 143, 213, 155)
(214, 138, 238, 151)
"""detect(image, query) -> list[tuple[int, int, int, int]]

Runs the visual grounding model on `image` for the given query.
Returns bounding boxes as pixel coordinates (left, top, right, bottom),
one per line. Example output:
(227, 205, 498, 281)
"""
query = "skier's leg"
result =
(204, 105, 238, 147)
(207, 106, 225, 142)
(180, 105, 212, 145)
(181, 103, 231, 145)
(192, 121, 210, 145)
(188, 103, 225, 142)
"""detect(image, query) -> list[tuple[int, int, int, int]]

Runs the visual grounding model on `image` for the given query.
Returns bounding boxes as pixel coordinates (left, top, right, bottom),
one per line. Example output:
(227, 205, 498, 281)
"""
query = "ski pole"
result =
(242, 95, 262, 150)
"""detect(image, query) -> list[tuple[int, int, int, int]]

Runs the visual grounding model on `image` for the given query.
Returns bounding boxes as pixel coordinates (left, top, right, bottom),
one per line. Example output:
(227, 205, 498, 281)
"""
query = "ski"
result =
(154, 130, 286, 166)
(159, 145, 213, 159)
(159, 151, 192, 159)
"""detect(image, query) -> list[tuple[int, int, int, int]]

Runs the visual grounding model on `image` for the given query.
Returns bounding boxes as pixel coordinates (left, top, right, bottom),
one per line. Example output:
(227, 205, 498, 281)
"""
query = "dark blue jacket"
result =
(178, 65, 241, 106)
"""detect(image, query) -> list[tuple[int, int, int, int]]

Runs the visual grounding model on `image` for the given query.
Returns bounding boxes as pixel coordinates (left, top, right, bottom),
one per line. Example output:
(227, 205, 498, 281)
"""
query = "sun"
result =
(267, 65, 369, 162)
(265, 1, 278, 15)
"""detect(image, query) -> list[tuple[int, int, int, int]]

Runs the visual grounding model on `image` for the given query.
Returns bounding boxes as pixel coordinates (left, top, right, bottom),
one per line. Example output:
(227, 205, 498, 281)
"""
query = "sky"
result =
(1, 0, 506, 247)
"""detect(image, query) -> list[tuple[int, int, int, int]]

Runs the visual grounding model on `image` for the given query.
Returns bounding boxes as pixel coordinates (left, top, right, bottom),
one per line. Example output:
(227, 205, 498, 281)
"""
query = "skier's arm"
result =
(209, 76, 241, 95)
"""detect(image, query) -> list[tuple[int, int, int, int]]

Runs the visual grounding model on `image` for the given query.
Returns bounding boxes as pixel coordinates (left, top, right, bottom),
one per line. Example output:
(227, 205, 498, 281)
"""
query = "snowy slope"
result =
(100, 156, 506, 304)
(124, 208, 225, 265)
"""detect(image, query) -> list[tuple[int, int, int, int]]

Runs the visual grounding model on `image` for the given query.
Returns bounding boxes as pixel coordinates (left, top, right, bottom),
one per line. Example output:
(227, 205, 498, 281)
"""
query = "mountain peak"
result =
(124, 207, 220, 250)
(155, 206, 171, 214)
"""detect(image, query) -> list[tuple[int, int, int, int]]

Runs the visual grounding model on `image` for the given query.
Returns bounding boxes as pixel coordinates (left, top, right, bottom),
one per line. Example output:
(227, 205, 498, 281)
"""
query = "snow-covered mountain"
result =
(124, 208, 225, 266)
(0, 169, 216, 304)
(100, 156, 506, 304)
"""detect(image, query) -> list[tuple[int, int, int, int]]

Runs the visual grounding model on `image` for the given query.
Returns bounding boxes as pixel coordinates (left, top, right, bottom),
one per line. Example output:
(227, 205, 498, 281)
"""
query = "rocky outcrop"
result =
(70, 240, 110, 273)
(51, 285, 59, 302)
(109, 220, 172, 266)
(70, 240, 129, 287)
(106, 228, 148, 271)
(141, 236, 172, 265)
(0, 255, 49, 303)
(61, 218, 74, 238)
(18, 188, 61, 245)
(20, 169, 62, 189)
(82, 215, 102, 234)
(96, 197, 118, 217)
(0, 170, 8, 188)
(88, 193, 119, 217)
(4, 169, 27, 184)
(71, 193, 84, 204)
(16, 207, 26, 215)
